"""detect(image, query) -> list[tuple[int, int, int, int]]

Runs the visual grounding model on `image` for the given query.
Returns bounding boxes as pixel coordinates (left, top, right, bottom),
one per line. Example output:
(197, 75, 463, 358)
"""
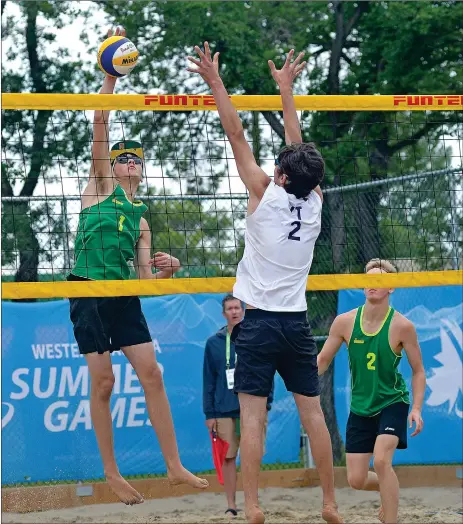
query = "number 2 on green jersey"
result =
(367, 352, 376, 370)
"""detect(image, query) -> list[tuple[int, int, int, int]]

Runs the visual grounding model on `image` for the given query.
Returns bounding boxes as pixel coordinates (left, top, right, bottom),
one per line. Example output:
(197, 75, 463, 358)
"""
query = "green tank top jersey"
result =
(71, 185, 148, 280)
(347, 306, 410, 417)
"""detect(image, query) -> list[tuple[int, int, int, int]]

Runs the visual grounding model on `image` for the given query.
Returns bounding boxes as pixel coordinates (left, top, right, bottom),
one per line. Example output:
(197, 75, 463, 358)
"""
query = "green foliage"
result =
(142, 190, 246, 277)
(97, 0, 462, 275)
(1, 1, 97, 282)
(2, 0, 462, 282)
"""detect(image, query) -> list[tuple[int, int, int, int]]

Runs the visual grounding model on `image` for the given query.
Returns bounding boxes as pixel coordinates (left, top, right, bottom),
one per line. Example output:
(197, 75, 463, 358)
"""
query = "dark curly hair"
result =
(276, 143, 325, 199)
(221, 294, 243, 312)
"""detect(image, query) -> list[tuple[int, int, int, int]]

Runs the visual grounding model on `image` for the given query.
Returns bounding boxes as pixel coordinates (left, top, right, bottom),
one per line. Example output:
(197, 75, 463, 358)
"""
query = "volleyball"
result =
(97, 36, 139, 78)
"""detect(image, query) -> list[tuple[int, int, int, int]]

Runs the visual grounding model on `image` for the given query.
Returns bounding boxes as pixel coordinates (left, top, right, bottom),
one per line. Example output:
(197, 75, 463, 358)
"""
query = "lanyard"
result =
(226, 332, 234, 369)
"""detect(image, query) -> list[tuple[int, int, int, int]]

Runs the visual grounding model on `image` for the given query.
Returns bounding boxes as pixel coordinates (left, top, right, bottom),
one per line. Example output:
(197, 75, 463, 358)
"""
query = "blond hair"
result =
(365, 258, 398, 274)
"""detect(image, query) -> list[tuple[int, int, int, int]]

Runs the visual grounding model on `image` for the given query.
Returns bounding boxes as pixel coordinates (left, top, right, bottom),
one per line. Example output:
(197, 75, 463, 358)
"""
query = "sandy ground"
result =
(3, 486, 463, 523)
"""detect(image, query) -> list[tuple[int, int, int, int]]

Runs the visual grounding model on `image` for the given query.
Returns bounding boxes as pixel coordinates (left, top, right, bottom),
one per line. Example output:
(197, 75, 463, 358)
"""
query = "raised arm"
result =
(90, 75, 116, 181)
(317, 314, 350, 375)
(268, 50, 306, 145)
(88, 27, 125, 191)
(269, 50, 323, 201)
(187, 42, 269, 208)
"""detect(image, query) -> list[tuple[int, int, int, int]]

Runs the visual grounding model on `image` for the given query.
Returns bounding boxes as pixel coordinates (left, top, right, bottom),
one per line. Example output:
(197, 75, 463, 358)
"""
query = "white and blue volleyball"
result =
(97, 36, 139, 78)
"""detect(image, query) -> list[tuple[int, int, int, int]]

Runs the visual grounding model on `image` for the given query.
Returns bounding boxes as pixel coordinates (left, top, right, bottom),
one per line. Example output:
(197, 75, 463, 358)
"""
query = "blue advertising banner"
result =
(334, 286, 463, 464)
(1, 294, 300, 484)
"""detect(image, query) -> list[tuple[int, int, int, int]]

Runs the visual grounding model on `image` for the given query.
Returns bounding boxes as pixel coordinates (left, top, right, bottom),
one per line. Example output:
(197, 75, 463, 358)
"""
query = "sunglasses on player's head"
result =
(115, 154, 143, 165)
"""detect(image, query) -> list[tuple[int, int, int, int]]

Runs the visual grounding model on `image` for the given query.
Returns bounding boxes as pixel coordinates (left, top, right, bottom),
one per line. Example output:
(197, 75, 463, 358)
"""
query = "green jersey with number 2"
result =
(71, 185, 148, 281)
(347, 305, 410, 417)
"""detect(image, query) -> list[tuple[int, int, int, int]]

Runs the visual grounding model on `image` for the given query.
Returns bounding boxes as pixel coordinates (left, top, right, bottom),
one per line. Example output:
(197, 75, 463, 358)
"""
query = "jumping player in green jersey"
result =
(318, 259, 426, 524)
(68, 26, 208, 506)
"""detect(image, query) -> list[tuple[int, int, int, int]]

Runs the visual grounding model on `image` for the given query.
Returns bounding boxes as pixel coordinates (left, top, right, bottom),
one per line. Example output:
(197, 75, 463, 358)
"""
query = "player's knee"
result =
(92, 373, 115, 401)
(294, 393, 324, 419)
(139, 363, 163, 392)
(347, 471, 366, 490)
(241, 407, 266, 429)
(373, 454, 392, 475)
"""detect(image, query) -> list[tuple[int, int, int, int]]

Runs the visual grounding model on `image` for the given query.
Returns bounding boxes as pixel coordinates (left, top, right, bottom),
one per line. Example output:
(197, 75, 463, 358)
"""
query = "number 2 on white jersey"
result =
(288, 206, 302, 241)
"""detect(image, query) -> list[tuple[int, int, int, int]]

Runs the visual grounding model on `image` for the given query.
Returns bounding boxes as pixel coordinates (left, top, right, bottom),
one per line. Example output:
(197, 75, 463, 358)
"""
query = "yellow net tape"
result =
(3, 94, 463, 111)
(2, 271, 461, 300)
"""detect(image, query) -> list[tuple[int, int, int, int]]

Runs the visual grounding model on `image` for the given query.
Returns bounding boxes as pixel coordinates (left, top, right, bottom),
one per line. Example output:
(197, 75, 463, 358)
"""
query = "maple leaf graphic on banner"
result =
(426, 320, 463, 418)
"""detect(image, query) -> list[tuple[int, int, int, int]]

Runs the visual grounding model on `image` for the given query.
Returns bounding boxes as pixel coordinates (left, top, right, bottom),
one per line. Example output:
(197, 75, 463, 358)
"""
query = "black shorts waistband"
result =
(244, 309, 307, 321)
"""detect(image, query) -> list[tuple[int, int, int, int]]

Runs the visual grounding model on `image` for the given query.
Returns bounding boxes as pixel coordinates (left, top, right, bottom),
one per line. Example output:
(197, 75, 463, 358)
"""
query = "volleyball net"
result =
(2, 94, 463, 481)
(1, 94, 462, 302)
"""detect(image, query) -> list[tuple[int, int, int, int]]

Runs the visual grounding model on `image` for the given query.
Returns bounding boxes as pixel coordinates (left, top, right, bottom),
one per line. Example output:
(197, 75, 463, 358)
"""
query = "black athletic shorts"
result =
(68, 275, 152, 355)
(232, 309, 320, 398)
(346, 401, 410, 453)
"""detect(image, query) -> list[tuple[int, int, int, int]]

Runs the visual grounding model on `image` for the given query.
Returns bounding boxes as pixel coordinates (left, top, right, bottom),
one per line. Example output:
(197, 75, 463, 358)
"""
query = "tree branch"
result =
(20, 3, 52, 197)
(20, 110, 52, 197)
(341, 52, 353, 66)
(1, 1, 7, 15)
(261, 111, 285, 142)
(251, 112, 262, 166)
(310, 46, 329, 60)
(344, 41, 361, 48)
(327, 1, 369, 137)
(25, 2, 47, 93)
(387, 122, 442, 155)
(1, 163, 14, 197)
(328, 0, 344, 95)
(345, 2, 369, 38)
(329, 2, 368, 95)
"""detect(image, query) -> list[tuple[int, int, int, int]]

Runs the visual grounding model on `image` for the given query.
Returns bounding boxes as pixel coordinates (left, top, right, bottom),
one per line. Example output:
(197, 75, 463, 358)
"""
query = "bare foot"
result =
(167, 466, 209, 489)
(245, 504, 265, 524)
(106, 473, 144, 505)
(379, 505, 385, 523)
(322, 503, 344, 523)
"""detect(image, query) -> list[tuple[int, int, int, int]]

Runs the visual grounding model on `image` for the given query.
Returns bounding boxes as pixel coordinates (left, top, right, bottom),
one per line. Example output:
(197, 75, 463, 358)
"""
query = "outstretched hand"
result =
(268, 49, 306, 90)
(107, 26, 126, 39)
(187, 42, 221, 85)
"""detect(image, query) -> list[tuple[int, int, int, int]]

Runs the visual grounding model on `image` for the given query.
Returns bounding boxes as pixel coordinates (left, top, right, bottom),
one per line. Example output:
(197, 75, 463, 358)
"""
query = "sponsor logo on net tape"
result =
(145, 94, 218, 108)
(393, 95, 463, 107)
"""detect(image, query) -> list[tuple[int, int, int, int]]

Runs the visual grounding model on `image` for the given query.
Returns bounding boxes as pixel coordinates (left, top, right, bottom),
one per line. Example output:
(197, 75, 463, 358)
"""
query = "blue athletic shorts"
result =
(232, 309, 320, 398)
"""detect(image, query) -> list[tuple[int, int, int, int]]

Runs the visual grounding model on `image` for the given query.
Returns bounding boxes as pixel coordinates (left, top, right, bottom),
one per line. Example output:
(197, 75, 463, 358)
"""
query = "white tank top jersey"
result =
(233, 182, 322, 312)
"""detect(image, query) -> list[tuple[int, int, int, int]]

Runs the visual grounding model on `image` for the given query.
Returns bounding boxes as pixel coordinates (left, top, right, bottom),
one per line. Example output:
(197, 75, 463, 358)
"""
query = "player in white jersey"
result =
(188, 43, 342, 524)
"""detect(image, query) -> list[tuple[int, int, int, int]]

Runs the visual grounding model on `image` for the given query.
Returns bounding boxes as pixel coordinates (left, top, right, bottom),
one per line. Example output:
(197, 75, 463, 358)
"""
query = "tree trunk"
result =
(355, 190, 382, 267)
(13, 3, 52, 285)
(14, 203, 40, 286)
(325, 174, 346, 273)
(14, 115, 52, 285)
(251, 112, 262, 166)
(354, 121, 389, 267)
(261, 111, 285, 143)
